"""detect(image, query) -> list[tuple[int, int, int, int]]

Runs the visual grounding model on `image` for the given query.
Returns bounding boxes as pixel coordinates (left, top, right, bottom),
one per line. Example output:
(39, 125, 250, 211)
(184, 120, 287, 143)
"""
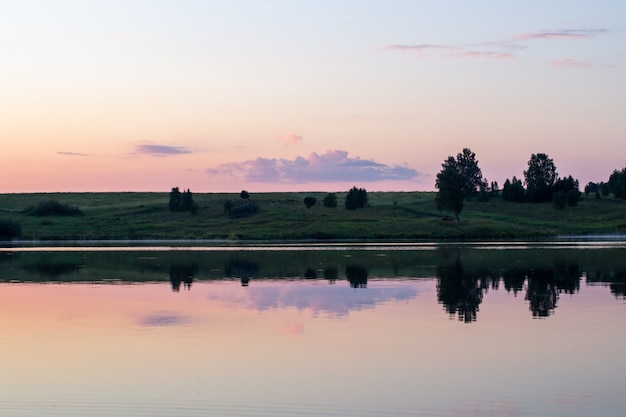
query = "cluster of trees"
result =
(169, 187, 197, 214)
(301, 189, 367, 210)
(501, 153, 580, 208)
(585, 168, 626, 199)
(436, 149, 588, 220)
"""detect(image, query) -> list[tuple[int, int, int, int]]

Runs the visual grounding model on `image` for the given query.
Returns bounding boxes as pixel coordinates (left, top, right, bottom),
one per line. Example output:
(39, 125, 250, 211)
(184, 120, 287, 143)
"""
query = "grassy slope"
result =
(0, 191, 625, 240)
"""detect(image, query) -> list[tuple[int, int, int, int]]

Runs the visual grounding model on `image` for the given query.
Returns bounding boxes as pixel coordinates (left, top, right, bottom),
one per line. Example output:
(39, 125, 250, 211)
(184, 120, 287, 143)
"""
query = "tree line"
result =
(436, 148, 625, 220)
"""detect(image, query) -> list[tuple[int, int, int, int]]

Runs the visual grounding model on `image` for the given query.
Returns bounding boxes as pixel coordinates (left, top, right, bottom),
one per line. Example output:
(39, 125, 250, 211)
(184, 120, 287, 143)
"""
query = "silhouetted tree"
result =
(169, 187, 182, 211)
(435, 166, 465, 221)
(502, 176, 525, 202)
(524, 153, 557, 202)
(240, 190, 250, 199)
(345, 187, 368, 210)
(322, 193, 338, 208)
(441, 148, 487, 198)
(169, 187, 196, 213)
(303, 196, 317, 209)
(552, 175, 581, 208)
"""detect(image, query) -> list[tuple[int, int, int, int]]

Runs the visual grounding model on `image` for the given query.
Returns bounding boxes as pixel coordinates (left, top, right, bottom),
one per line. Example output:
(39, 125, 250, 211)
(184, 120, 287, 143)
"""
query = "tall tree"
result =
(435, 166, 465, 221)
(524, 153, 557, 202)
(441, 148, 487, 198)
(169, 187, 182, 212)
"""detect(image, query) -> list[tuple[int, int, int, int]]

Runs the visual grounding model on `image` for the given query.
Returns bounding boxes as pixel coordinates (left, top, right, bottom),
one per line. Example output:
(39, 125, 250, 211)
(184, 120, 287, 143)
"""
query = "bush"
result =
(303, 196, 317, 209)
(225, 201, 259, 219)
(552, 191, 567, 210)
(24, 200, 82, 216)
(0, 219, 21, 240)
(322, 193, 338, 208)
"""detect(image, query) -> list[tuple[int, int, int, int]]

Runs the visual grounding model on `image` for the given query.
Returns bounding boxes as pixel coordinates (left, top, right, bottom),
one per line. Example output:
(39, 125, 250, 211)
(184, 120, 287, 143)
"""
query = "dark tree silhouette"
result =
(345, 187, 368, 210)
(169, 187, 182, 211)
(435, 166, 465, 220)
(436, 256, 484, 323)
(346, 264, 368, 288)
(552, 175, 581, 208)
(240, 190, 250, 199)
(303, 196, 317, 209)
(524, 153, 557, 202)
(322, 193, 338, 208)
(169, 187, 196, 213)
(441, 148, 487, 198)
(502, 176, 526, 202)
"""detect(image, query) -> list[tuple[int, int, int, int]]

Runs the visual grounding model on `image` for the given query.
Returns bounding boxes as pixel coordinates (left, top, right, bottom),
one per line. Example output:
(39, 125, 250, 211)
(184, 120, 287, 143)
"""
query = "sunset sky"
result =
(2, 1, 625, 193)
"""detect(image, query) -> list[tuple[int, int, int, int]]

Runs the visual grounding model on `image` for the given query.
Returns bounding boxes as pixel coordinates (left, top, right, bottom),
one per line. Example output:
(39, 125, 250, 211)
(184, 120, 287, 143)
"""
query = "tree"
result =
(524, 153, 557, 202)
(322, 193, 338, 208)
(169, 187, 195, 213)
(303, 196, 317, 209)
(552, 175, 581, 208)
(345, 187, 368, 210)
(608, 168, 626, 199)
(435, 166, 465, 221)
(502, 176, 526, 202)
(240, 190, 250, 199)
(169, 187, 182, 211)
(441, 148, 487, 198)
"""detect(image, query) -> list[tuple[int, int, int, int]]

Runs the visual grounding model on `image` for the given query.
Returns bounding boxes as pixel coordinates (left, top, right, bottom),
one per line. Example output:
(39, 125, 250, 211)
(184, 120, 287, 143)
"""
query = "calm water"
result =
(1, 242, 625, 416)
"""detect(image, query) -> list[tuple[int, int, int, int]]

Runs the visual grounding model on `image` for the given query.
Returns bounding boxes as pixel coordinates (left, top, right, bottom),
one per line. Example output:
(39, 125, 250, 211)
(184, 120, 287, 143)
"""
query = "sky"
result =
(1, 0, 625, 193)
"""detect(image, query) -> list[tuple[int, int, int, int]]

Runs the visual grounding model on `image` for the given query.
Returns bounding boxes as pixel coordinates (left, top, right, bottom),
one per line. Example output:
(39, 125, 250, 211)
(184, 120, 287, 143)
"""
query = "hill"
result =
(0, 191, 625, 241)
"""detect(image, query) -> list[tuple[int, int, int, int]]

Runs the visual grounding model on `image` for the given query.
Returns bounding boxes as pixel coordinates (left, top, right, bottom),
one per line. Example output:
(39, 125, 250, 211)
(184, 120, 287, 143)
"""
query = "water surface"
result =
(1, 242, 625, 416)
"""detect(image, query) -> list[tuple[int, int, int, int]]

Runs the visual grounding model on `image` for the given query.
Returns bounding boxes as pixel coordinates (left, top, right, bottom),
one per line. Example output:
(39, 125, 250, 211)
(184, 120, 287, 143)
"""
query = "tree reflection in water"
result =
(436, 250, 583, 321)
(436, 252, 484, 323)
(169, 264, 196, 292)
(346, 265, 368, 288)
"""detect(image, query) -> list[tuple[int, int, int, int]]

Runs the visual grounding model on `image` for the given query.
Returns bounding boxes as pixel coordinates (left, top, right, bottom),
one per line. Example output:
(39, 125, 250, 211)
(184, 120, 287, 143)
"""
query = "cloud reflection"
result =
(138, 312, 190, 327)
(208, 282, 419, 317)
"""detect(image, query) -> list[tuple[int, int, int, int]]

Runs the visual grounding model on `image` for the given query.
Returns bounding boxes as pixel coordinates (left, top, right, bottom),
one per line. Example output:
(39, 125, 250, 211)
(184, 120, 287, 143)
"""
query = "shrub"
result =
(322, 193, 338, 208)
(303, 196, 317, 209)
(24, 200, 82, 216)
(0, 219, 21, 240)
(225, 201, 259, 219)
(552, 191, 567, 210)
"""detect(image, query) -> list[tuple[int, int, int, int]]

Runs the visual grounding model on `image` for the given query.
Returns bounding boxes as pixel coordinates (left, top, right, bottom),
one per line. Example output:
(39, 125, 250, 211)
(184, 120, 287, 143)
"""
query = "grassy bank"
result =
(0, 191, 625, 241)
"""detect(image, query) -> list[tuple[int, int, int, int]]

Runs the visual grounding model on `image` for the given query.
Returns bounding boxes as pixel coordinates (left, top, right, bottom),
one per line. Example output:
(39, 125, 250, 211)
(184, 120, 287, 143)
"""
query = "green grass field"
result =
(0, 191, 625, 241)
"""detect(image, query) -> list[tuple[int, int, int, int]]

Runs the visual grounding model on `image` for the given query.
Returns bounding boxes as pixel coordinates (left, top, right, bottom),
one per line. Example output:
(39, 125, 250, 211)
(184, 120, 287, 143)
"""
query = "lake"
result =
(1, 241, 625, 416)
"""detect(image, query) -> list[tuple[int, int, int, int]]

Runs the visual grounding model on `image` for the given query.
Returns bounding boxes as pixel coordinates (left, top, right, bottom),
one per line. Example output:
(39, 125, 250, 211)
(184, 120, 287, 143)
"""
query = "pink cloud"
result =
(515, 28, 607, 41)
(386, 44, 461, 53)
(206, 150, 419, 183)
(552, 59, 592, 69)
(134, 144, 192, 157)
(451, 51, 515, 59)
(277, 133, 303, 144)
(387, 43, 513, 59)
